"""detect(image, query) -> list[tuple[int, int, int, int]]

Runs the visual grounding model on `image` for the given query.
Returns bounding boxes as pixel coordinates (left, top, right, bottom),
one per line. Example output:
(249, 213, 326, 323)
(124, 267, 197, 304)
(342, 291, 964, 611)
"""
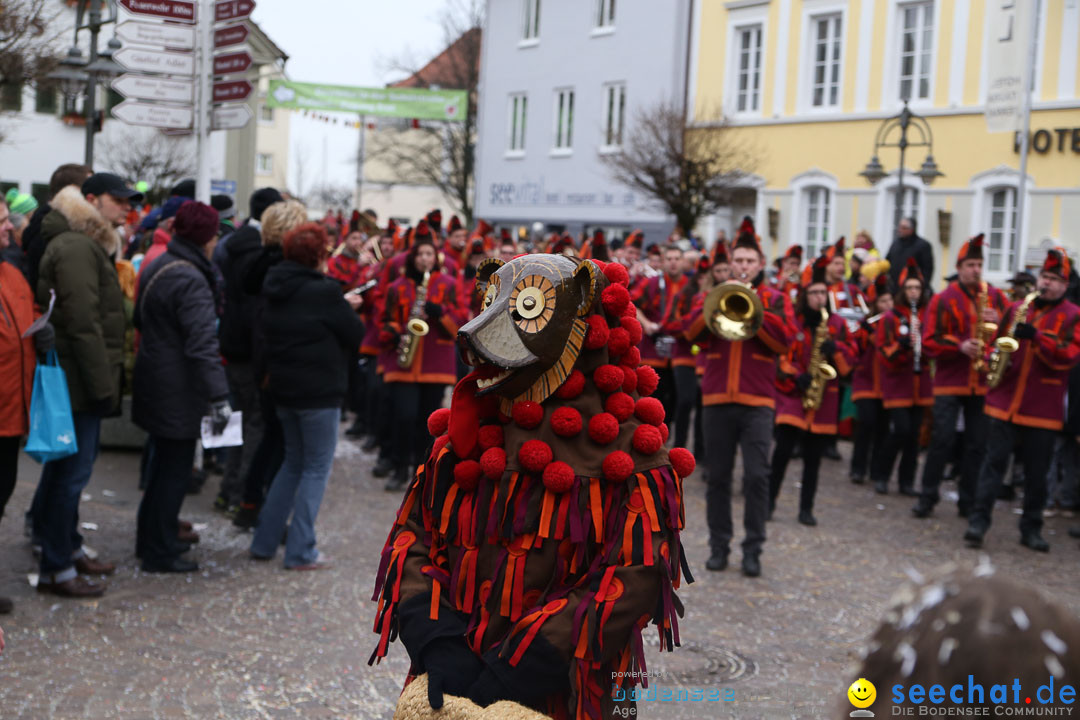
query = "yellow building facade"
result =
(689, 0, 1080, 285)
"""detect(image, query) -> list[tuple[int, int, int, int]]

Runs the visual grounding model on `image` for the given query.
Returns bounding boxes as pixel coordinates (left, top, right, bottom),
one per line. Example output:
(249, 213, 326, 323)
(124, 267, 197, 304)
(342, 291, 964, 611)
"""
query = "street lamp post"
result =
(48, 0, 122, 166)
(859, 100, 943, 237)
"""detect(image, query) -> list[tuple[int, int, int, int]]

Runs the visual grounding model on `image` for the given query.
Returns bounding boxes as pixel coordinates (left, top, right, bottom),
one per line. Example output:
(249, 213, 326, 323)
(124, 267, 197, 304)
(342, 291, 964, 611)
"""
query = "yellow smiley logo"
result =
(848, 677, 876, 709)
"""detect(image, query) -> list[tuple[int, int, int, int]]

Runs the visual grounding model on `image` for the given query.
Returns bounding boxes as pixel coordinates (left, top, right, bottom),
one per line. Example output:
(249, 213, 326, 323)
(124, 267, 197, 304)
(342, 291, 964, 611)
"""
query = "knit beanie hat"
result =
(174, 201, 220, 246)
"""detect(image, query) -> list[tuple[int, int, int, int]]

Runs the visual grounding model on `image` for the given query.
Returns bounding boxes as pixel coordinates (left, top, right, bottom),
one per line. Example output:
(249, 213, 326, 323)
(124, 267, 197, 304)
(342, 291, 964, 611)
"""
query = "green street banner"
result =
(267, 80, 466, 122)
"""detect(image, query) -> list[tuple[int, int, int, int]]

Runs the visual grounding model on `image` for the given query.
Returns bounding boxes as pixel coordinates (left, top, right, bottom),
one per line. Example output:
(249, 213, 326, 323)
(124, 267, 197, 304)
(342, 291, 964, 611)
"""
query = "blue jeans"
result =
(250, 406, 338, 567)
(35, 412, 102, 582)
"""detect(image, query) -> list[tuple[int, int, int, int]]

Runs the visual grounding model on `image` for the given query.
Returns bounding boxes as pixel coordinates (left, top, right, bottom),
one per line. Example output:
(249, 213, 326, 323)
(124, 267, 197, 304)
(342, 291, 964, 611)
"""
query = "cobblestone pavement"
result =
(1, 433, 1078, 720)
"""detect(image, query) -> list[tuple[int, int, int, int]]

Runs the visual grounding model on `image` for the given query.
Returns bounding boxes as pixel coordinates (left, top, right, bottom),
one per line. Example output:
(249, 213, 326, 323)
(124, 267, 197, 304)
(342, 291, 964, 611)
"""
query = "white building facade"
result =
(474, 0, 692, 245)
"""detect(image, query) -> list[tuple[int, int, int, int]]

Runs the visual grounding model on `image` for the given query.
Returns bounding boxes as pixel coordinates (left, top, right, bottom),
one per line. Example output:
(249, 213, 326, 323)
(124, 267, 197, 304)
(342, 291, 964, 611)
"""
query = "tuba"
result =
(985, 291, 1037, 389)
(702, 281, 764, 341)
(397, 271, 431, 369)
(803, 308, 838, 411)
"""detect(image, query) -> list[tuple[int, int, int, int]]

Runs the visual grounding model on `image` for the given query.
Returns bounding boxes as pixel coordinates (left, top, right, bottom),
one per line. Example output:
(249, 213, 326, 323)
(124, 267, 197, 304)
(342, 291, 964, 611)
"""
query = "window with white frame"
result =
(891, 187, 920, 225)
(595, 0, 614, 29)
(259, 104, 274, 123)
(986, 187, 1018, 274)
(522, 0, 540, 41)
(602, 83, 625, 149)
(553, 88, 574, 151)
(256, 153, 273, 175)
(734, 24, 763, 113)
(810, 15, 842, 108)
(898, 2, 933, 101)
(804, 186, 831, 257)
(508, 94, 527, 152)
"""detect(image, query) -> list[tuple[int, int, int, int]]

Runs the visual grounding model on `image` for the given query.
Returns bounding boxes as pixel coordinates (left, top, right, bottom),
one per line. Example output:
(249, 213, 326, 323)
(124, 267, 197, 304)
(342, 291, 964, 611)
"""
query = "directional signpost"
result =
(118, 0, 196, 23)
(112, 101, 193, 129)
(114, 47, 195, 76)
(213, 49, 252, 75)
(113, 74, 194, 103)
(212, 79, 252, 103)
(211, 104, 253, 131)
(115, 20, 196, 50)
(213, 24, 248, 48)
(214, 0, 255, 22)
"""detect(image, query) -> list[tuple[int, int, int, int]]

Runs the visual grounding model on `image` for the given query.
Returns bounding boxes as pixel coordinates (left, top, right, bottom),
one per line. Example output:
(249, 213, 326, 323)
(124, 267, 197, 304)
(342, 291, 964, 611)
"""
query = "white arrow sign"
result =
(115, 20, 196, 50)
(212, 104, 253, 131)
(112, 74, 194, 103)
(112, 100, 193, 129)
(114, 47, 195, 77)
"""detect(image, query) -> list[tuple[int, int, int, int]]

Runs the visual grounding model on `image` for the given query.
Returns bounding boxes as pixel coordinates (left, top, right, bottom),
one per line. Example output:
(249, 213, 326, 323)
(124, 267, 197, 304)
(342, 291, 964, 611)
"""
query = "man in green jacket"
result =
(32, 173, 141, 598)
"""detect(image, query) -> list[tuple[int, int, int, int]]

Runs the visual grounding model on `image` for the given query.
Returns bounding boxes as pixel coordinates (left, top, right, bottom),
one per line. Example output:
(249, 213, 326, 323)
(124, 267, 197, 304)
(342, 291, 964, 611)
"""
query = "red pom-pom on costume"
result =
(518, 439, 553, 473)
(593, 364, 623, 393)
(632, 424, 663, 454)
(604, 392, 635, 422)
(658, 422, 669, 443)
(542, 461, 576, 494)
(432, 434, 450, 456)
(601, 284, 630, 316)
(480, 447, 507, 480)
(478, 424, 504, 451)
(635, 397, 665, 426)
(603, 263, 630, 288)
(668, 447, 696, 478)
(454, 460, 482, 491)
(622, 346, 641, 367)
(620, 317, 643, 345)
(588, 413, 620, 445)
(550, 407, 583, 437)
(636, 366, 659, 396)
(621, 365, 638, 393)
(607, 327, 631, 357)
(584, 314, 610, 350)
(621, 302, 638, 319)
(512, 401, 544, 429)
(427, 407, 450, 437)
(602, 451, 634, 483)
(555, 369, 586, 399)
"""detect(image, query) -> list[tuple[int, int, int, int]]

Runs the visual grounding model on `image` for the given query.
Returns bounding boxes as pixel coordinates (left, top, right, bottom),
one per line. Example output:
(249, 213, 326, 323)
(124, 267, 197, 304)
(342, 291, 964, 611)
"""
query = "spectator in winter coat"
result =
(137, 195, 189, 280)
(0, 196, 54, 614)
(886, 217, 935, 291)
(33, 172, 141, 598)
(250, 222, 363, 569)
(22, 163, 93, 292)
(133, 202, 231, 573)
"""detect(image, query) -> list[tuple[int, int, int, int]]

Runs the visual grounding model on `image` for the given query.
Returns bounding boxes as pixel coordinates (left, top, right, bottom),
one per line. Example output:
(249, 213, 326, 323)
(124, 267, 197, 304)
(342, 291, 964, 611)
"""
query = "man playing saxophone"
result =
(964, 248, 1080, 552)
(768, 255, 855, 528)
(912, 235, 1009, 518)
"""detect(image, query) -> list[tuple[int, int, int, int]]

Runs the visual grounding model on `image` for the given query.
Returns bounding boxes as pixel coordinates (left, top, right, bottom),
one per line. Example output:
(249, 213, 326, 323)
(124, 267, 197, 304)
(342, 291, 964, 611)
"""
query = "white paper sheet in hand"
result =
(22, 289, 56, 338)
(201, 411, 243, 448)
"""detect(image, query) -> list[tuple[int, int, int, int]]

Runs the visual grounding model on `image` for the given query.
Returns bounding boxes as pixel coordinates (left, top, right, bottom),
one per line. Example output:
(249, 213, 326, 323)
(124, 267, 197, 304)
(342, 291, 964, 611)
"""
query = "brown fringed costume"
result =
(370, 254, 694, 719)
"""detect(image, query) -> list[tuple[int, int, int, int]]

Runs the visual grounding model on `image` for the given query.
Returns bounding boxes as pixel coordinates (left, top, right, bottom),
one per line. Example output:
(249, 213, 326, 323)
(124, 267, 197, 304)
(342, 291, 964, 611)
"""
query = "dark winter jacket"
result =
(886, 233, 935, 290)
(218, 222, 263, 362)
(35, 187, 126, 415)
(22, 202, 51, 291)
(262, 260, 363, 409)
(244, 244, 283, 382)
(132, 237, 228, 439)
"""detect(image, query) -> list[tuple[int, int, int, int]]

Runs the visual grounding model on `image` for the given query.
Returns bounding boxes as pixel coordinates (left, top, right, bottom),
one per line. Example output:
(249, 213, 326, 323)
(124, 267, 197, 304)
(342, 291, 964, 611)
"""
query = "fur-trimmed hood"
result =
(42, 185, 121, 256)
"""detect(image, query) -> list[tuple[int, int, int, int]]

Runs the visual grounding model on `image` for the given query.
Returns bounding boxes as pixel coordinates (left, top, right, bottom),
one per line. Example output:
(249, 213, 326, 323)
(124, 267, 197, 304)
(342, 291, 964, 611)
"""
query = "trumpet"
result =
(702, 281, 765, 341)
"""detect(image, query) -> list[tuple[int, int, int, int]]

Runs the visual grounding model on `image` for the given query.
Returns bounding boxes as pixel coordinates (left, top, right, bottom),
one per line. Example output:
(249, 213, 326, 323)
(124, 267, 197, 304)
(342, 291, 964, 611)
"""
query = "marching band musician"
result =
(378, 223, 460, 492)
(964, 248, 1080, 552)
(871, 258, 932, 496)
(773, 245, 803, 303)
(912, 234, 1009, 518)
(768, 255, 856, 527)
(824, 237, 869, 315)
(849, 274, 893, 486)
(671, 253, 713, 455)
(684, 217, 795, 577)
(361, 233, 396, 464)
(440, 214, 468, 269)
(632, 244, 689, 424)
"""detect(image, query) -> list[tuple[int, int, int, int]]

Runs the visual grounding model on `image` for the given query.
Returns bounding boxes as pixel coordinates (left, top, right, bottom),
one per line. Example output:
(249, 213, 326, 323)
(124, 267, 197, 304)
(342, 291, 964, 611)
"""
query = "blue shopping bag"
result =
(24, 350, 78, 463)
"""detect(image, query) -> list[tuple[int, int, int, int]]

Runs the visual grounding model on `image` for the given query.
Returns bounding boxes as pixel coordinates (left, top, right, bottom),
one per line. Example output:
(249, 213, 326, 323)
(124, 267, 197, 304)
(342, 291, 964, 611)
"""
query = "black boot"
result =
(822, 442, 842, 461)
(741, 554, 761, 577)
(874, 479, 888, 494)
(705, 552, 728, 571)
(1020, 530, 1050, 552)
(899, 485, 919, 497)
(345, 420, 367, 437)
(372, 456, 394, 478)
(797, 509, 817, 526)
(361, 436, 379, 453)
(232, 503, 260, 530)
(850, 474, 865, 485)
(911, 498, 934, 518)
(384, 466, 409, 491)
(963, 521, 988, 548)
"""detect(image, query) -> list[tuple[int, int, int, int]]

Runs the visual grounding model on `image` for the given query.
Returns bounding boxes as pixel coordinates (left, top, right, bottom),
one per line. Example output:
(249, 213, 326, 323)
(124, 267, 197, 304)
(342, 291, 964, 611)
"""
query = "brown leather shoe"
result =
(177, 528, 200, 544)
(74, 556, 116, 576)
(37, 575, 106, 598)
(179, 520, 193, 532)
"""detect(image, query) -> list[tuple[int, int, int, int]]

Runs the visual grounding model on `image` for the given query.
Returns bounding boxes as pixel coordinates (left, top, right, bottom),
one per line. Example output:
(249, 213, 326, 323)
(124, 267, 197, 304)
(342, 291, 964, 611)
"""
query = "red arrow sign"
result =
(214, 24, 249, 48)
(213, 79, 253, 103)
(213, 50, 253, 75)
(215, 0, 255, 22)
(119, 0, 196, 23)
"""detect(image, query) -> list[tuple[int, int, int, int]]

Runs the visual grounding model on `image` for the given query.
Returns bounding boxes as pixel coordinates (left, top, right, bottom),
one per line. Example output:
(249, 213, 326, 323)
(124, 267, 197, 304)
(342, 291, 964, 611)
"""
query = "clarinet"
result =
(910, 298, 922, 374)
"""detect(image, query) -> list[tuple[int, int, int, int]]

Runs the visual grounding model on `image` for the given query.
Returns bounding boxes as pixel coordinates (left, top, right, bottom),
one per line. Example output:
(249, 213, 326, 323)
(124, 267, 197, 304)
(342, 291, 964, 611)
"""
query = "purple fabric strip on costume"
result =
(371, 544, 394, 601)
(632, 626, 649, 688)
(512, 475, 533, 535)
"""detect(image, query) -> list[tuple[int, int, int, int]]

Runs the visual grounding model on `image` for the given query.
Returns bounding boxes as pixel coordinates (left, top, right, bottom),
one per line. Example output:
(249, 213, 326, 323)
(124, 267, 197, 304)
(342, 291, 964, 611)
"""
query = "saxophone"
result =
(396, 271, 431, 369)
(973, 281, 997, 373)
(986, 291, 1038, 389)
(803, 308, 838, 411)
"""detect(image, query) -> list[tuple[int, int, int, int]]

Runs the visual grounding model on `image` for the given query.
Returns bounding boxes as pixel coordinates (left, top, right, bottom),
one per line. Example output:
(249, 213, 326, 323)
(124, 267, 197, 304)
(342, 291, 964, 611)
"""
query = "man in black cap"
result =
(32, 172, 143, 598)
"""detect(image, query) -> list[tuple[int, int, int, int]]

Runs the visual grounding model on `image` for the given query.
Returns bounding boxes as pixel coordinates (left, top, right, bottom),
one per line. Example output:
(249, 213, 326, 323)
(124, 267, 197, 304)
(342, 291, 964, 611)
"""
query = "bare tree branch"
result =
(100, 130, 196, 205)
(601, 102, 758, 236)
(0, 0, 64, 86)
